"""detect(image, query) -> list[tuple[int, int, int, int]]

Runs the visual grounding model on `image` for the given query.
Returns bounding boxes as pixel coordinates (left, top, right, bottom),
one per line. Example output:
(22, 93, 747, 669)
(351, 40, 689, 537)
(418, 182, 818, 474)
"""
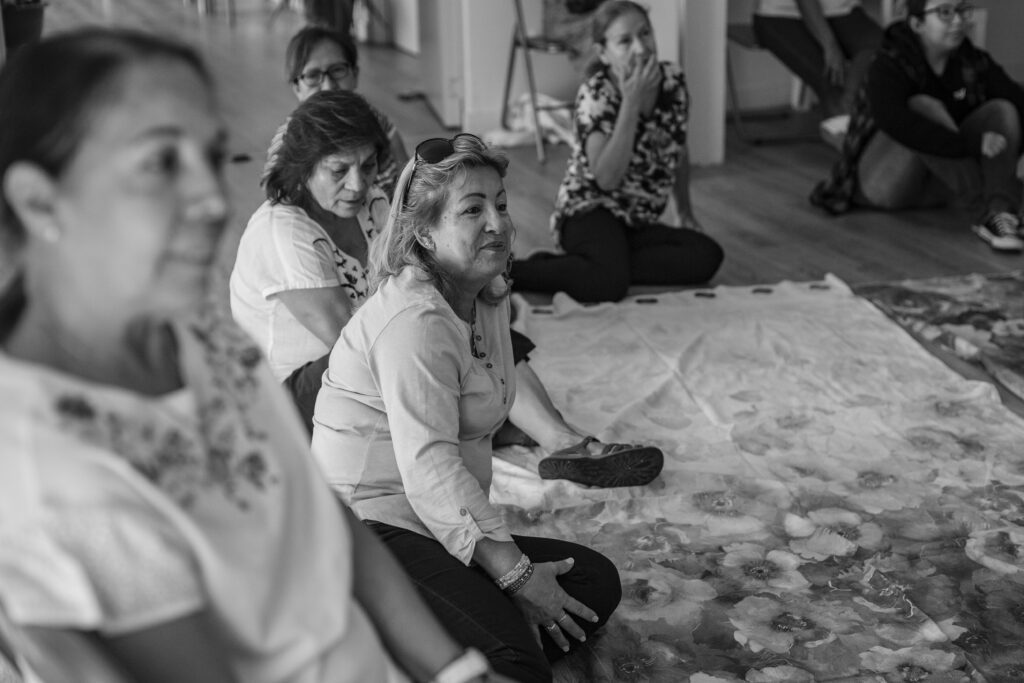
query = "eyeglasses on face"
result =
(295, 62, 354, 87)
(415, 133, 485, 165)
(922, 3, 974, 23)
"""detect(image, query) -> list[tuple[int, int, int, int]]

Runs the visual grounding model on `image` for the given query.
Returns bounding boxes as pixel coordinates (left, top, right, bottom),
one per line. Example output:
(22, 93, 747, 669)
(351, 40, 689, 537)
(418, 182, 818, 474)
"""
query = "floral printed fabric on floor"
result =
(493, 276, 1024, 682)
(857, 271, 1024, 405)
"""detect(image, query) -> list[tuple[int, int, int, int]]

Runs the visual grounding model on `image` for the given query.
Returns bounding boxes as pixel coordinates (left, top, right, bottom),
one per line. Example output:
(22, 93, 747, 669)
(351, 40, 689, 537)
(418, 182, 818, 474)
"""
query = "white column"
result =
(680, 0, 727, 165)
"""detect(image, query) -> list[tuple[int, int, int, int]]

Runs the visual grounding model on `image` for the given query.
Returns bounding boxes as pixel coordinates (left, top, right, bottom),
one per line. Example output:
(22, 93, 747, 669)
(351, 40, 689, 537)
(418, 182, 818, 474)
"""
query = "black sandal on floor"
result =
(537, 437, 664, 488)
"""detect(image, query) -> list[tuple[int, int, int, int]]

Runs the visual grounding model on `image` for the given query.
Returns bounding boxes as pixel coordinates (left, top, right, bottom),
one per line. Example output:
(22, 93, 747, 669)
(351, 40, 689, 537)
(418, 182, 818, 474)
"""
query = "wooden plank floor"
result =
(42, 0, 1024, 293)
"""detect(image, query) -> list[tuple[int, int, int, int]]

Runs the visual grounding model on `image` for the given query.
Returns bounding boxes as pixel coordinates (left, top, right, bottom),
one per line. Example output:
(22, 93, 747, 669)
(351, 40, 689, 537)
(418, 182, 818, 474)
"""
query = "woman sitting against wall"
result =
(510, 0, 724, 303)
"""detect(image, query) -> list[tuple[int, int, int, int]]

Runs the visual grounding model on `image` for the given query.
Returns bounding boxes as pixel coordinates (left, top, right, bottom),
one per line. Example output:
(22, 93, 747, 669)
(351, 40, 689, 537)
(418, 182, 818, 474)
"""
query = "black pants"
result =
(285, 331, 538, 435)
(511, 208, 724, 303)
(368, 522, 621, 683)
(752, 8, 882, 117)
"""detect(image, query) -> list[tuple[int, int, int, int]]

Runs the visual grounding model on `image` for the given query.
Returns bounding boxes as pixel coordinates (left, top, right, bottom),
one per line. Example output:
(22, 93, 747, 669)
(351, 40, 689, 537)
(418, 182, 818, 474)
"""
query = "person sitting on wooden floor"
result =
(812, 0, 1024, 253)
(510, 1, 724, 303)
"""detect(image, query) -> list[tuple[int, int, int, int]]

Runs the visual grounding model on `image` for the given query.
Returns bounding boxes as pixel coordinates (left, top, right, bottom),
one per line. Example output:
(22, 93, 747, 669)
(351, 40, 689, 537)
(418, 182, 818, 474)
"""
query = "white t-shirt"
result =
(756, 0, 860, 18)
(230, 194, 389, 381)
(0, 305, 407, 683)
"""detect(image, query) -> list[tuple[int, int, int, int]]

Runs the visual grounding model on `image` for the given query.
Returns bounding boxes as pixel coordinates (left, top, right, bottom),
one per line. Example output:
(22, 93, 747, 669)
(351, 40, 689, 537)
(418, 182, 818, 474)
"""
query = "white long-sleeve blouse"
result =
(311, 266, 516, 564)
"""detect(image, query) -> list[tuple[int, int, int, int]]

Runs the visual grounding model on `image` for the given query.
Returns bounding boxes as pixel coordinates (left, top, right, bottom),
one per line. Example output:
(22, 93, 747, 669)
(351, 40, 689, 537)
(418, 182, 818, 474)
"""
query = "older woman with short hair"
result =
(311, 135, 622, 683)
(232, 90, 391, 418)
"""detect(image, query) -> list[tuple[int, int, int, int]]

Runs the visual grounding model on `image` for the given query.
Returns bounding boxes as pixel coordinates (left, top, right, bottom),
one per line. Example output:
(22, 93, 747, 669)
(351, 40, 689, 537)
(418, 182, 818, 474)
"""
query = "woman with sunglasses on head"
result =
(510, 0, 724, 303)
(0, 28, 506, 683)
(813, 0, 1024, 252)
(310, 134, 622, 683)
(235, 89, 664, 488)
(262, 26, 409, 198)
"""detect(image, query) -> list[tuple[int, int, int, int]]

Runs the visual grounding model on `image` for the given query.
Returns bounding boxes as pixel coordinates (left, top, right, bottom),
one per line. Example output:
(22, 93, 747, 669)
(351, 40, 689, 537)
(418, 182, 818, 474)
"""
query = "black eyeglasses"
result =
(295, 62, 355, 87)
(922, 3, 974, 23)
(415, 133, 485, 165)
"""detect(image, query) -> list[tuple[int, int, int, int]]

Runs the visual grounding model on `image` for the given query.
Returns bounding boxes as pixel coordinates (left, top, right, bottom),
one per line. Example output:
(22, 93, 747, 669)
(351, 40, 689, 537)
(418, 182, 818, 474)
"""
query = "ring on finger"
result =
(544, 623, 559, 631)
(556, 613, 572, 624)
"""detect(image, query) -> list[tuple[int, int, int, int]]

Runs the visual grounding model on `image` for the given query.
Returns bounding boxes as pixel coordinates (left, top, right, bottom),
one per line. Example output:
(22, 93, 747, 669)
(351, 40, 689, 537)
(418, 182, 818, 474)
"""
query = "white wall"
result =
(979, 0, 1024, 80)
(460, 0, 683, 141)
(726, 0, 794, 111)
(390, 0, 419, 54)
(682, 0, 726, 165)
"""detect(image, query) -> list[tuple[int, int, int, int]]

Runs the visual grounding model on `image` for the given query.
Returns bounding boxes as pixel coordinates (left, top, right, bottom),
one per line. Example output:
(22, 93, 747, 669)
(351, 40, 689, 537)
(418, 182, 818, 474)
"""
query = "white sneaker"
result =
(973, 212, 1024, 252)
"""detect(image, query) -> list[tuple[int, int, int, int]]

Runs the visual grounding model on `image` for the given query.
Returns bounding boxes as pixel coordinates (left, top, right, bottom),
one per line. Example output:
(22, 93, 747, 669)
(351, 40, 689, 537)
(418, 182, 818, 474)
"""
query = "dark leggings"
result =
(511, 208, 724, 303)
(368, 522, 622, 683)
(286, 330, 538, 435)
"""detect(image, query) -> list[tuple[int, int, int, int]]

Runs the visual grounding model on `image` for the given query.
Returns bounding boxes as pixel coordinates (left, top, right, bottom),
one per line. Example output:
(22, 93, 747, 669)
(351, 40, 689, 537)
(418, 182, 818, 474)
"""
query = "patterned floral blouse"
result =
(0, 303, 406, 682)
(552, 61, 689, 236)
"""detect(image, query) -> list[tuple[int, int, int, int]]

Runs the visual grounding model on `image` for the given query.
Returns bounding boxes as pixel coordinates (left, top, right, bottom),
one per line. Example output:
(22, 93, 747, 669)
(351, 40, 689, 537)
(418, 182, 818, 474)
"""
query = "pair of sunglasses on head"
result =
(414, 133, 485, 165)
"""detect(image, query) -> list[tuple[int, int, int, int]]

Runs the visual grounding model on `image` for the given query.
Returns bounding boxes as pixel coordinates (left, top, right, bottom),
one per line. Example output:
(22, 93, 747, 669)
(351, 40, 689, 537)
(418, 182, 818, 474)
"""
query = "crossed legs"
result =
(856, 97, 1023, 220)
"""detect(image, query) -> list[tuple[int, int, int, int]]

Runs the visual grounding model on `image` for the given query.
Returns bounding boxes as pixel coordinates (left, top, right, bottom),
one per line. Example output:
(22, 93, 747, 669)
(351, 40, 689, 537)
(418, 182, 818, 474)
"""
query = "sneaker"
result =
(973, 212, 1024, 252)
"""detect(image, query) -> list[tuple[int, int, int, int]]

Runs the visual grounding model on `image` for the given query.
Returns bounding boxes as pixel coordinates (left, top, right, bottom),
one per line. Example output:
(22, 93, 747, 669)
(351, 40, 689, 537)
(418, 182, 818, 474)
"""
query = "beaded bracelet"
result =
(495, 553, 531, 591)
(502, 562, 535, 596)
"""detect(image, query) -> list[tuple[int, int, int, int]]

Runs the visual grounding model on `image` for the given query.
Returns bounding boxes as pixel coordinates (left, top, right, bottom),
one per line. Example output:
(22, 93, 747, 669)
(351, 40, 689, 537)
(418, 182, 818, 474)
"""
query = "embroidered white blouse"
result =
(0, 305, 406, 683)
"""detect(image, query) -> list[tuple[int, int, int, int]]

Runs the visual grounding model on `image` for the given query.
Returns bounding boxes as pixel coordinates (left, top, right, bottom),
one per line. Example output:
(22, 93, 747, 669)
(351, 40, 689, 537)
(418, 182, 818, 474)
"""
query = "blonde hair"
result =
(368, 135, 512, 306)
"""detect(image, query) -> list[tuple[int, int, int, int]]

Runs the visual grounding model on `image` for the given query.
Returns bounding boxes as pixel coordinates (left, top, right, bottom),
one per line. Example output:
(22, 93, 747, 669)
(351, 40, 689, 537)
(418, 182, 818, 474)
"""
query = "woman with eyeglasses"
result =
(262, 26, 409, 198)
(813, 0, 1024, 252)
(0, 28, 506, 683)
(510, 0, 724, 303)
(310, 134, 622, 683)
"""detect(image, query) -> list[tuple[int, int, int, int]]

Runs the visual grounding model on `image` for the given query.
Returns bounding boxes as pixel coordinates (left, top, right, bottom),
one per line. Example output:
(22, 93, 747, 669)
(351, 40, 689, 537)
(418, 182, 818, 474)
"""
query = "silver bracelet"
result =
(429, 647, 491, 683)
(503, 561, 534, 596)
(495, 553, 531, 590)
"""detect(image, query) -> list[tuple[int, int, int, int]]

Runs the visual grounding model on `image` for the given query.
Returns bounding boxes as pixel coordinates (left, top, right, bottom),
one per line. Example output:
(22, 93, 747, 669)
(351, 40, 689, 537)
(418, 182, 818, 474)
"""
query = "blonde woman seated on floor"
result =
(231, 90, 664, 488)
(310, 134, 623, 683)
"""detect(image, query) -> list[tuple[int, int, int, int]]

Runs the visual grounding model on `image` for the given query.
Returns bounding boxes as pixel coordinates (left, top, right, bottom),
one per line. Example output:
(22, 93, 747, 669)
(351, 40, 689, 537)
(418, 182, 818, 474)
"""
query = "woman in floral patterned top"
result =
(512, 0, 724, 303)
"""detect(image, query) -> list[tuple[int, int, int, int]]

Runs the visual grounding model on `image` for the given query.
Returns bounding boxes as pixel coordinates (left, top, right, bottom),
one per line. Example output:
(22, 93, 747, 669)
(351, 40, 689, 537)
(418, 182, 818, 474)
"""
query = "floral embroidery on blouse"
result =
(552, 61, 689, 234)
(52, 302, 278, 511)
